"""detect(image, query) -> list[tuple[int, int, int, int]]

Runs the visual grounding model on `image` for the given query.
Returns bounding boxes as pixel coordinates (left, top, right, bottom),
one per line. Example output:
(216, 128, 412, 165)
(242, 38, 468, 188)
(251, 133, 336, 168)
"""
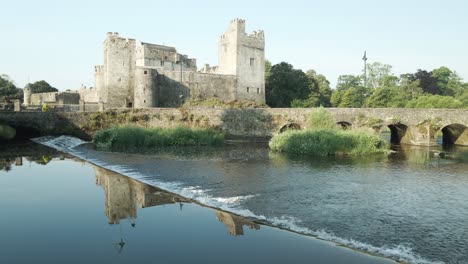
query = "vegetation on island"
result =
(269, 108, 388, 156)
(265, 61, 468, 109)
(93, 126, 224, 151)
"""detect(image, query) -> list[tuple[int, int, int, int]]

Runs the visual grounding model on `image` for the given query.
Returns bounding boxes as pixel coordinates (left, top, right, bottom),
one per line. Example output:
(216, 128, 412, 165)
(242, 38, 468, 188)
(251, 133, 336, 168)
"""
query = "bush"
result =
(269, 129, 388, 156)
(42, 103, 49, 112)
(307, 107, 337, 130)
(94, 126, 224, 151)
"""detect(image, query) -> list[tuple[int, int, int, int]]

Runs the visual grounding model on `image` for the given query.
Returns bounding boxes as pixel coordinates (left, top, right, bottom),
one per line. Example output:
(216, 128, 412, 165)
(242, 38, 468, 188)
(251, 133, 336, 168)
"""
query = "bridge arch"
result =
(388, 123, 408, 144)
(441, 124, 468, 145)
(279, 123, 301, 133)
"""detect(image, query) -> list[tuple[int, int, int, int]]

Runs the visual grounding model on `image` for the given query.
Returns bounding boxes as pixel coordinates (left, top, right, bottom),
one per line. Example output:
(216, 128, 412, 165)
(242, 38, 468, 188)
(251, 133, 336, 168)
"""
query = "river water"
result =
(20, 137, 468, 263)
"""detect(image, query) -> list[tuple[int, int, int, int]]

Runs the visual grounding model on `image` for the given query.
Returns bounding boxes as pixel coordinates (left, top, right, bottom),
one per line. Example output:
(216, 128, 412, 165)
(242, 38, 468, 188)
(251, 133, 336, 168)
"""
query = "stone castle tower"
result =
(218, 19, 265, 103)
(92, 19, 265, 109)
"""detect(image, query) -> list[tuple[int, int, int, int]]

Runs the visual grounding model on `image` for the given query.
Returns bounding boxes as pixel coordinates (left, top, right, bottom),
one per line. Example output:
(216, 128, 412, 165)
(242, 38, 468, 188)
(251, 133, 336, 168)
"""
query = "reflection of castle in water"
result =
(94, 165, 260, 236)
(216, 211, 260, 236)
(94, 166, 185, 224)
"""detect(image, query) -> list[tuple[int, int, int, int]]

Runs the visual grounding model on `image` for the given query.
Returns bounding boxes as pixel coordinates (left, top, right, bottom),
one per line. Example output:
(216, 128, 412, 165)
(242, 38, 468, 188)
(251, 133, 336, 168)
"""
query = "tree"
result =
(406, 95, 464, 108)
(291, 69, 332, 107)
(331, 75, 369, 107)
(366, 62, 395, 89)
(399, 75, 423, 100)
(0, 74, 23, 101)
(431, 67, 464, 97)
(265, 62, 309, 107)
(365, 86, 407, 108)
(406, 70, 440, 95)
(29, 80, 58, 94)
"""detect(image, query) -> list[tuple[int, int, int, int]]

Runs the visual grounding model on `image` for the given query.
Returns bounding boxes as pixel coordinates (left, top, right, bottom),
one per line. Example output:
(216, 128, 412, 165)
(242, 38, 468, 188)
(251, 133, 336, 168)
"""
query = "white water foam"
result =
(33, 136, 444, 264)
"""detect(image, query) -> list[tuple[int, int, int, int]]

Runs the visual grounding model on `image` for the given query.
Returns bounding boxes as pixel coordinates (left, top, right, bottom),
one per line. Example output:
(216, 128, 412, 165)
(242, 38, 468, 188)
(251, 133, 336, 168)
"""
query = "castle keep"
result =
(24, 19, 265, 109)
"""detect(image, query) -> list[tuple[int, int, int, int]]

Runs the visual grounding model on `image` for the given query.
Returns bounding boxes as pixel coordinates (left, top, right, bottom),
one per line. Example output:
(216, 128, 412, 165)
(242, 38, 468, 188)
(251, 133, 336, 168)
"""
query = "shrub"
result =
(307, 107, 337, 130)
(269, 129, 388, 156)
(42, 103, 49, 112)
(94, 126, 224, 151)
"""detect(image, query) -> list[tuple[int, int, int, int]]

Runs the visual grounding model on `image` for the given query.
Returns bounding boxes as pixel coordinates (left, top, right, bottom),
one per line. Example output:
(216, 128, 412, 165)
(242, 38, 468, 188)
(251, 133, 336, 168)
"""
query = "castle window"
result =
(160, 61, 165, 67)
(144, 70, 147, 74)
(257, 88, 259, 94)
(250, 58, 255, 66)
(144, 100, 146, 103)
(247, 87, 250, 93)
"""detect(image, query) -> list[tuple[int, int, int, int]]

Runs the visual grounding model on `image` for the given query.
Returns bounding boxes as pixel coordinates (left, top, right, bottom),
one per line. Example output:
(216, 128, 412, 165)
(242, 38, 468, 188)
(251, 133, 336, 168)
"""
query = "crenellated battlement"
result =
(105, 32, 136, 46)
(94, 65, 104, 73)
(230, 18, 245, 24)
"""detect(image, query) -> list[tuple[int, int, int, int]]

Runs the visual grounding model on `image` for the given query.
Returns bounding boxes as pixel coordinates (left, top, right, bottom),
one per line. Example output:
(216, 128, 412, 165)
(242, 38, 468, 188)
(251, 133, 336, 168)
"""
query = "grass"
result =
(94, 126, 224, 151)
(269, 129, 388, 156)
(269, 107, 389, 156)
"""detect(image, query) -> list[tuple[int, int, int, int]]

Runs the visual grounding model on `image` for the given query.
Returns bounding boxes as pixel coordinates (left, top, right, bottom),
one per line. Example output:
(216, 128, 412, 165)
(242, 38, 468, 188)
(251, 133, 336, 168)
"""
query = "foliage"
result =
(29, 80, 58, 93)
(0, 125, 16, 140)
(405, 70, 440, 95)
(42, 103, 49, 112)
(307, 107, 336, 130)
(431, 67, 465, 96)
(365, 86, 407, 108)
(366, 62, 395, 89)
(405, 95, 465, 108)
(93, 126, 224, 151)
(292, 70, 332, 107)
(269, 129, 388, 156)
(331, 75, 371, 108)
(0, 74, 23, 101)
(265, 62, 309, 107)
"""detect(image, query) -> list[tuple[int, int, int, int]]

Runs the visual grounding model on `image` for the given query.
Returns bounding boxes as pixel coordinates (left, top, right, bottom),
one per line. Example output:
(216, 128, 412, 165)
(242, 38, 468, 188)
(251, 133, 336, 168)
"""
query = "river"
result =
(4, 137, 468, 264)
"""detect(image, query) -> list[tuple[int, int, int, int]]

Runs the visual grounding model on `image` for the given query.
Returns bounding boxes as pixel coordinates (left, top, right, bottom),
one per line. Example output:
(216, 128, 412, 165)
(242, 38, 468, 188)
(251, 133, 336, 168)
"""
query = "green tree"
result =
(399, 75, 423, 100)
(365, 86, 406, 108)
(366, 62, 395, 89)
(265, 62, 309, 107)
(0, 74, 23, 101)
(406, 95, 464, 108)
(291, 69, 332, 107)
(431, 67, 464, 96)
(406, 70, 440, 95)
(331, 75, 369, 107)
(29, 80, 58, 93)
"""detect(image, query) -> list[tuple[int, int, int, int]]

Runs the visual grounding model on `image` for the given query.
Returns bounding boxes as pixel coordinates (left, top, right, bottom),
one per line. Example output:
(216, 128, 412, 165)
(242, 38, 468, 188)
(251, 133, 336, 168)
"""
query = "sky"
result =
(1, 0, 467, 90)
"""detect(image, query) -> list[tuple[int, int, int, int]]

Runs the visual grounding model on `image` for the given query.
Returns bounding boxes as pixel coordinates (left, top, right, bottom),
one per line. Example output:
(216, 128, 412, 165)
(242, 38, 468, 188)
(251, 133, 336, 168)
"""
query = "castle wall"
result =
(30, 92, 80, 106)
(79, 88, 99, 103)
(157, 71, 237, 107)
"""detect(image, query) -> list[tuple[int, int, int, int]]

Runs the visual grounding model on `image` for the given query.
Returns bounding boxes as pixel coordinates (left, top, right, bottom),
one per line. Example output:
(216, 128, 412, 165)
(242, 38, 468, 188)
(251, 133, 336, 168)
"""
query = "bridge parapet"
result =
(0, 108, 467, 146)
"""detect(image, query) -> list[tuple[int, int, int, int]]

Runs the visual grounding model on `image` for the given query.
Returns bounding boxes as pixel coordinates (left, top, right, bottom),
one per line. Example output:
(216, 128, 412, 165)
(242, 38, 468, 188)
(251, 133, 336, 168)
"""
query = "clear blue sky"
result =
(1, 0, 467, 90)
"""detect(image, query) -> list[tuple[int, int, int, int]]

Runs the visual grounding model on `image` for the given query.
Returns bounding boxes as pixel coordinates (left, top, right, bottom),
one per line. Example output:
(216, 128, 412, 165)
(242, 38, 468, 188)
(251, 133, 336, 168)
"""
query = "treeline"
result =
(265, 61, 468, 108)
(0, 75, 58, 102)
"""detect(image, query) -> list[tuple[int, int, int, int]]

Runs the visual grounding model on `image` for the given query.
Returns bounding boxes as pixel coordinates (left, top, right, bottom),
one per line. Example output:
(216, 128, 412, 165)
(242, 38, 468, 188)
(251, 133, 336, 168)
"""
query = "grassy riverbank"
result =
(94, 126, 224, 151)
(269, 108, 388, 156)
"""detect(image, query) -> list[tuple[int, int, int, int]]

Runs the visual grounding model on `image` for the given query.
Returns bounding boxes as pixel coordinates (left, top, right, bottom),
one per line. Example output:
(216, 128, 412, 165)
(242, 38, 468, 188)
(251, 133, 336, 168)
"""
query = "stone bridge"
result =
(0, 108, 467, 146)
